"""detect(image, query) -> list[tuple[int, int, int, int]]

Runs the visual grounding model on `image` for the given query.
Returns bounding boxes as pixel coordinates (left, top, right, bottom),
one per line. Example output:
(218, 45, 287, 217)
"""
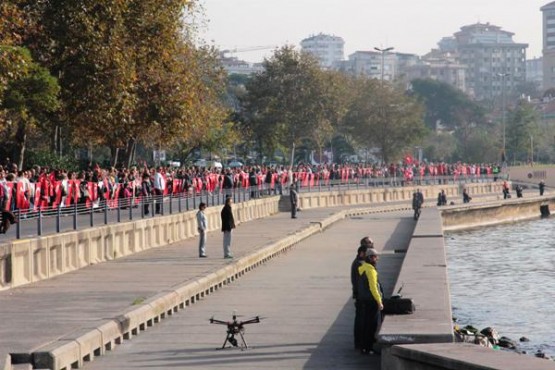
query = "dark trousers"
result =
(291, 202, 297, 218)
(354, 300, 363, 349)
(357, 300, 381, 352)
(153, 189, 162, 213)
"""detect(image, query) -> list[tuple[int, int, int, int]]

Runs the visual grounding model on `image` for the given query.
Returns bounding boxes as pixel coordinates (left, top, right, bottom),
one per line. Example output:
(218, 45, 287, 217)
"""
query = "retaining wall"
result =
(2, 197, 279, 289)
(295, 182, 502, 210)
(379, 203, 555, 370)
(441, 196, 555, 231)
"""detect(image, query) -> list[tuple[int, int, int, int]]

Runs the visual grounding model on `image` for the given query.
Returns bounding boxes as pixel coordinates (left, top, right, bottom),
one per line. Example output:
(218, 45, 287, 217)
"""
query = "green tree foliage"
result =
(241, 46, 336, 167)
(0, 0, 229, 167)
(506, 100, 539, 163)
(0, 1, 39, 120)
(410, 78, 485, 131)
(3, 60, 60, 167)
(344, 78, 426, 164)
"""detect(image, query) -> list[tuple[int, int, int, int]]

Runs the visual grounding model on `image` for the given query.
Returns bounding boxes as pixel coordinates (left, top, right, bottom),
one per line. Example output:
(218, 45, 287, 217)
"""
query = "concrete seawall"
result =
(380, 200, 555, 370)
(441, 195, 555, 231)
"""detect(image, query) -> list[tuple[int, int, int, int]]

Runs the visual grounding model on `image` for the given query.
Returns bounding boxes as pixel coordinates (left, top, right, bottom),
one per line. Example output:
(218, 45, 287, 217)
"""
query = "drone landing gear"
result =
(220, 331, 249, 350)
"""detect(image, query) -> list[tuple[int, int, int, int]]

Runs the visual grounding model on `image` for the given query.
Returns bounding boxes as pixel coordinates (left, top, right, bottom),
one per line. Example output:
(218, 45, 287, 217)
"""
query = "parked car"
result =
(228, 160, 244, 168)
(194, 159, 223, 169)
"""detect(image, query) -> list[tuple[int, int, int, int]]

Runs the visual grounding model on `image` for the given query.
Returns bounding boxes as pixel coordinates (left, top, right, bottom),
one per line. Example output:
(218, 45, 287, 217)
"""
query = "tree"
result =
(241, 46, 336, 170)
(26, 0, 228, 166)
(506, 100, 539, 163)
(2, 59, 60, 167)
(344, 78, 426, 164)
(410, 78, 485, 131)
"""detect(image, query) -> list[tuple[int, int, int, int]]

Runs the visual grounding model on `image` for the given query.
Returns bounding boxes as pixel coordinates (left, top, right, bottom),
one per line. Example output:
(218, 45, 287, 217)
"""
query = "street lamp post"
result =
(374, 47, 394, 85)
(498, 72, 510, 166)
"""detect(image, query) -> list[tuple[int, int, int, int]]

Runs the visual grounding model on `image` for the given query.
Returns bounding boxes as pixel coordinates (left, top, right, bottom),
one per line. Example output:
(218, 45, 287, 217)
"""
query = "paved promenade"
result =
(82, 210, 413, 370)
(0, 205, 414, 369)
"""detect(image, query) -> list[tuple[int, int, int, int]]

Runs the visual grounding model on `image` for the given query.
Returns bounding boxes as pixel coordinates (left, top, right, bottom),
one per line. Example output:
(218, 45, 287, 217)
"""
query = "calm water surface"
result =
(446, 218, 555, 356)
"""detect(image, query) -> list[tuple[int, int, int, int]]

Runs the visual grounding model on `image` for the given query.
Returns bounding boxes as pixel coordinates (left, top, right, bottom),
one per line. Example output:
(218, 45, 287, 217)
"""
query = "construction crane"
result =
(220, 45, 277, 58)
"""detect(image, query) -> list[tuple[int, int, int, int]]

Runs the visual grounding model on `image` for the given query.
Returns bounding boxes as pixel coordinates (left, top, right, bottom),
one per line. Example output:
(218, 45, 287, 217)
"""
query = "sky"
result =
(198, 0, 549, 63)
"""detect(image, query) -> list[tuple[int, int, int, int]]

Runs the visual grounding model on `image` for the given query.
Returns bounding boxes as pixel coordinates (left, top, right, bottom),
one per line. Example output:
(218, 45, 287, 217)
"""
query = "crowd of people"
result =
(0, 159, 502, 234)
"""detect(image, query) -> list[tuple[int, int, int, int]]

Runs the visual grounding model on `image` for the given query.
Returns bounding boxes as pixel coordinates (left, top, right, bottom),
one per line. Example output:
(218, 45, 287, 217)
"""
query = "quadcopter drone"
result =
(209, 311, 264, 349)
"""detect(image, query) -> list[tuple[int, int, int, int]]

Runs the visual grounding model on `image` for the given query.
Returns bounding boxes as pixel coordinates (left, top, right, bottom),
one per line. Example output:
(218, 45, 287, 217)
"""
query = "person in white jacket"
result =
(196, 202, 208, 257)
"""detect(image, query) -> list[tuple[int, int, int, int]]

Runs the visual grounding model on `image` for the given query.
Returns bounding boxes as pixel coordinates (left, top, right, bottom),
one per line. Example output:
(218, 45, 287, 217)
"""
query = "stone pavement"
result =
(0, 205, 413, 369)
(82, 210, 413, 369)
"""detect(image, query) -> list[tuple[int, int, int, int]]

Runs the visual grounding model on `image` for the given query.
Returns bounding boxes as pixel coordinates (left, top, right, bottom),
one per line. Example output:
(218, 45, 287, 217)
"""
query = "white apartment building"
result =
(405, 50, 467, 93)
(338, 50, 418, 83)
(442, 23, 528, 100)
(220, 56, 264, 75)
(542, 1, 555, 90)
(300, 33, 345, 69)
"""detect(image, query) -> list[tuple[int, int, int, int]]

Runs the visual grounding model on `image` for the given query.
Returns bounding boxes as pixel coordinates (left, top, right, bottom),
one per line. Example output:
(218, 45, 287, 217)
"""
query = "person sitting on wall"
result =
(515, 184, 523, 198)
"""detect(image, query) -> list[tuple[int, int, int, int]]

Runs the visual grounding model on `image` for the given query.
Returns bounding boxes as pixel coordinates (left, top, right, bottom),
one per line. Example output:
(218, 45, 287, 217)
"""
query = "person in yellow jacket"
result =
(357, 248, 383, 354)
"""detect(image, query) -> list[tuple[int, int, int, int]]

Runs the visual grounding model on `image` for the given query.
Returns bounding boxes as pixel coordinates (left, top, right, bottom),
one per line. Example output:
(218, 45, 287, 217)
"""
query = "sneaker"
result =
(199, 255, 207, 258)
(224, 255, 234, 259)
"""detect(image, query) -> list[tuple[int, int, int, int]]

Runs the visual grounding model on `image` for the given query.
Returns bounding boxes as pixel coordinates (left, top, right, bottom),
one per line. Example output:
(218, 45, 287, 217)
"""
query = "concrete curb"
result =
(14, 203, 413, 370)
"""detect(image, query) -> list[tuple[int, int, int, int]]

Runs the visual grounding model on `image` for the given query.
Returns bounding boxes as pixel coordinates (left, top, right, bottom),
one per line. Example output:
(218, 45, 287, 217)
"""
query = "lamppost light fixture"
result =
(374, 47, 394, 52)
(374, 46, 394, 85)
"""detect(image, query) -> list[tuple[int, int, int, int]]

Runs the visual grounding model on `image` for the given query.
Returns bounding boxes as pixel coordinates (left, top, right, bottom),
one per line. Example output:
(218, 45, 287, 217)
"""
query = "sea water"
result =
(445, 218, 555, 357)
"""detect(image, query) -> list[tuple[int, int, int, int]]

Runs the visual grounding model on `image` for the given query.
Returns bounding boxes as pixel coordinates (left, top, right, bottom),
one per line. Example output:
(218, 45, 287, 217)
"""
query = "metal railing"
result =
(1, 174, 501, 240)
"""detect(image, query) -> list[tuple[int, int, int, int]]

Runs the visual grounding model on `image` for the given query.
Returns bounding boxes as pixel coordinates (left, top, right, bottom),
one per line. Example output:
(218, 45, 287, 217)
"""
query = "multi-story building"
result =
(220, 56, 264, 75)
(405, 50, 467, 93)
(440, 23, 528, 100)
(300, 33, 345, 69)
(339, 51, 387, 79)
(338, 50, 418, 83)
(542, 1, 555, 91)
(526, 57, 543, 91)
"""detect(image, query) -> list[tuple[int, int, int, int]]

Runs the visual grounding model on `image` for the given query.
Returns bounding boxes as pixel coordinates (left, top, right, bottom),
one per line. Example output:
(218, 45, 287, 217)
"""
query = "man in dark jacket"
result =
(351, 243, 368, 350)
(290, 184, 299, 218)
(221, 196, 236, 258)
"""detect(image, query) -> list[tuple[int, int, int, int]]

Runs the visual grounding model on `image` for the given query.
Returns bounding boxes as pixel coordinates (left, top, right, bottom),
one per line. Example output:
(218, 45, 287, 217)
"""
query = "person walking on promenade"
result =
(539, 180, 545, 196)
(221, 196, 235, 259)
(196, 202, 208, 258)
(290, 182, 299, 219)
(357, 248, 383, 355)
(462, 188, 472, 203)
(502, 181, 510, 199)
(412, 188, 424, 219)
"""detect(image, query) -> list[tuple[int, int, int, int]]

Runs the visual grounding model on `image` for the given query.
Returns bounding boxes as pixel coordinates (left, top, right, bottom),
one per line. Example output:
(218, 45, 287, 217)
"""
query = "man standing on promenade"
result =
(351, 237, 374, 350)
(539, 180, 545, 196)
(153, 166, 165, 214)
(357, 248, 383, 355)
(290, 181, 299, 219)
(221, 196, 235, 259)
(197, 202, 208, 258)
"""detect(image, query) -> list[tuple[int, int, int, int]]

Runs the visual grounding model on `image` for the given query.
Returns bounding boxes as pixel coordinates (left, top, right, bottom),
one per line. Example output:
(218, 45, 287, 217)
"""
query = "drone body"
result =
(209, 313, 263, 349)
